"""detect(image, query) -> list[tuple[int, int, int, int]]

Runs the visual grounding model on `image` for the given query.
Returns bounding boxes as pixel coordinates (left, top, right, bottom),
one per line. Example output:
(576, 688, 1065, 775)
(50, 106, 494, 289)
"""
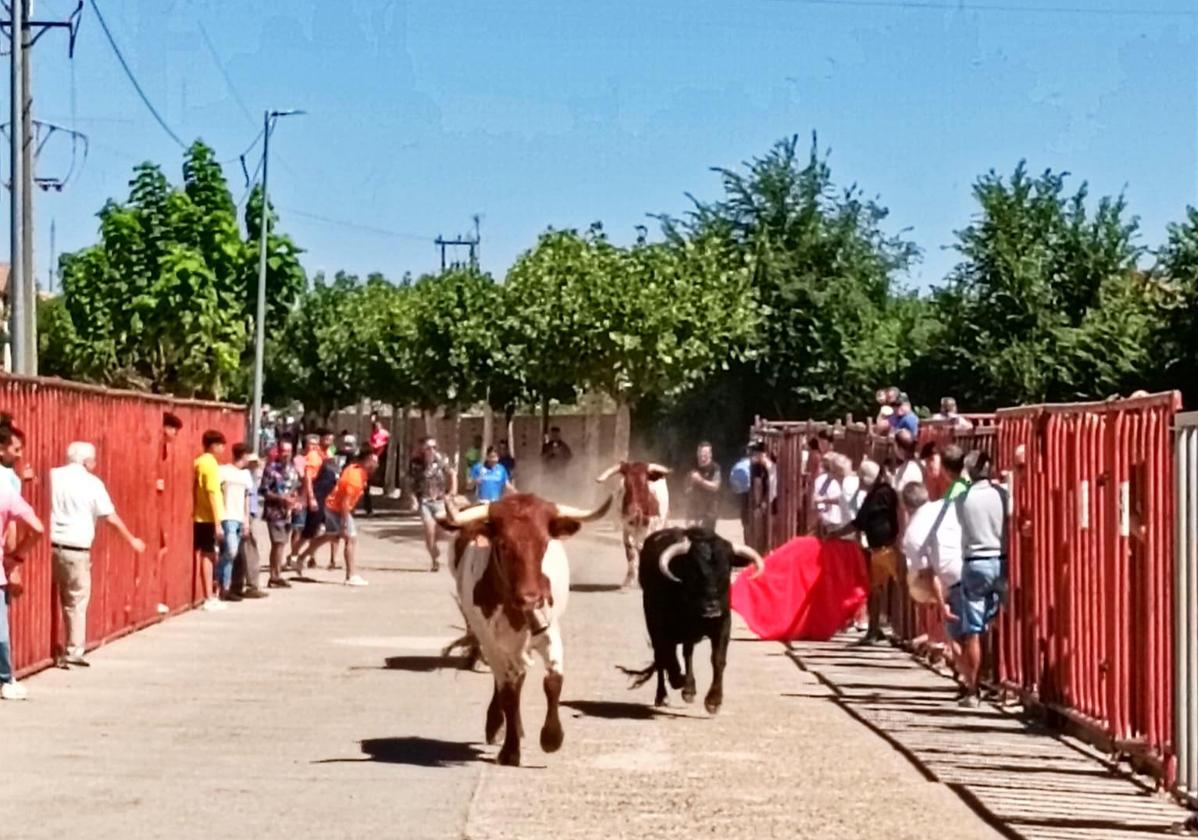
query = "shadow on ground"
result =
(562, 700, 664, 720)
(315, 737, 486, 768)
(382, 654, 473, 672)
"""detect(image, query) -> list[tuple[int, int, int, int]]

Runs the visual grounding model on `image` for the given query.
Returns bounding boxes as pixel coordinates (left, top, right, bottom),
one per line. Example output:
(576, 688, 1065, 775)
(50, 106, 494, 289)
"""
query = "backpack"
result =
(729, 457, 752, 494)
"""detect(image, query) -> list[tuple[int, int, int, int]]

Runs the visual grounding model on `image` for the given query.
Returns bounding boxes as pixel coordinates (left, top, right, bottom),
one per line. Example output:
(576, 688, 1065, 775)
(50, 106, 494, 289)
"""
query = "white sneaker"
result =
(344, 575, 369, 587)
(1, 680, 28, 700)
(201, 598, 227, 611)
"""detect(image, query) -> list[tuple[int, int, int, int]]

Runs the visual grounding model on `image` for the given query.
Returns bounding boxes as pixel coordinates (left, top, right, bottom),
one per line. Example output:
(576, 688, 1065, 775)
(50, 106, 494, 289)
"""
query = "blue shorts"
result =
(290, 508, 306, 531)
(420, 498, 446, 524)
(324, 508, 356, 538)
(949, 556, 1005, 638)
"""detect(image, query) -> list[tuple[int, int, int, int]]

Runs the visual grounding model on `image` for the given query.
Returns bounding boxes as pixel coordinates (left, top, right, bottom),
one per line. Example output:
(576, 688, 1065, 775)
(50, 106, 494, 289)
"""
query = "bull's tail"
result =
(616, 663, 656, 689)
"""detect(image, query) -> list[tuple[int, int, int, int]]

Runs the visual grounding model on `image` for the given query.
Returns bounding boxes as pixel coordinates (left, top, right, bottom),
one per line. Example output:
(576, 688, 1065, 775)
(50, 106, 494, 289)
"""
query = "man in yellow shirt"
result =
(194, 430, 227, 611)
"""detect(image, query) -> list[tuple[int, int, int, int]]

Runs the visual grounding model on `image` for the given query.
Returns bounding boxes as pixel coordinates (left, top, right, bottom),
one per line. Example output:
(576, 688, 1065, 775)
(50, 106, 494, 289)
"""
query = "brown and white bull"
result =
(442, 493, 611, 767)
(596, 461, 671, 588)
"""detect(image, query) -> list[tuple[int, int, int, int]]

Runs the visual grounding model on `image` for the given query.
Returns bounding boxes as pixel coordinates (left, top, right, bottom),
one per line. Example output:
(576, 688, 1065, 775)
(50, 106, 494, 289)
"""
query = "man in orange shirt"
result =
(288, 432, 326, 576)
(297, 445, 377, 586)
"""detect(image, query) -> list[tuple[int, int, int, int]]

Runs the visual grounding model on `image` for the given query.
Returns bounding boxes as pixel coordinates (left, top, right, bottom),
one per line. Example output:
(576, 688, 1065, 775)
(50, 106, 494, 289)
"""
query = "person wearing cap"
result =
(49, 442, 146, 668)
(888, 393, 919, 438)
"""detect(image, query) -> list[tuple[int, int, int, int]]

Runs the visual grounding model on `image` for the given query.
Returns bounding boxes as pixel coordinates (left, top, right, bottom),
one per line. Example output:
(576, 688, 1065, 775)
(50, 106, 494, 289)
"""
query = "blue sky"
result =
(14, 0, 1198, 291)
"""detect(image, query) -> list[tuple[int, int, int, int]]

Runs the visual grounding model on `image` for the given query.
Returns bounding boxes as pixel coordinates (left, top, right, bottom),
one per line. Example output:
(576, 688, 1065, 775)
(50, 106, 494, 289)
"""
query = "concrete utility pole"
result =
(250, 108, 303, 452)
(8, 0, 26, 374)
(20, 5, 35, 371)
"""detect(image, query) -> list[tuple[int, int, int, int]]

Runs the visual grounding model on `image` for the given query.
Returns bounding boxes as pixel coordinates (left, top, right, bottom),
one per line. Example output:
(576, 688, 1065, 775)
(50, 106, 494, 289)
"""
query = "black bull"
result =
(621, 527, 764, 714)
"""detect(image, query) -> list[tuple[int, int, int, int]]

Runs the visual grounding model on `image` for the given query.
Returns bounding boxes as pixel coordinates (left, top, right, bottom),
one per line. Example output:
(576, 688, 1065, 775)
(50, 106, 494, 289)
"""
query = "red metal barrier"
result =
(1, 374, 245, 677)
(753, 396, 1181, 782)
(996, 392, 1180, 776)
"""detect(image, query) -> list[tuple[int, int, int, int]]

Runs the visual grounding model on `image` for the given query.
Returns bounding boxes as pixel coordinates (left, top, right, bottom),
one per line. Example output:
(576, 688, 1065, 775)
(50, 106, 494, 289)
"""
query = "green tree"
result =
(52, 141, 305, 400)
(1155, 207, 1198, 408)
(661, 134, 920, 421)
(926, 163, 1158, 407)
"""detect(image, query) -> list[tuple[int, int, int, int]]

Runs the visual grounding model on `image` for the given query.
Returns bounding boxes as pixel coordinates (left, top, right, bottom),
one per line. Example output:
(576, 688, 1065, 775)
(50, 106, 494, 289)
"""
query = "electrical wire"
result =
(278, 207, 435, 242)
(764, 0, 1196, 16)
(197, 19, 257, 128)
(87, 0, 187, 148)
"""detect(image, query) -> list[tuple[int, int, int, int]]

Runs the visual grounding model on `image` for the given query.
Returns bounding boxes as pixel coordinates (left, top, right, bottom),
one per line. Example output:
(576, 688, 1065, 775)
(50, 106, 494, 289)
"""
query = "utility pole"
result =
(434, 218, 481, 272)
(47, 217, 54, 294)
(8, 0, 26, 374)
(3, 1, 80, 373)
(250, 108, 304, 453)
(20, 5, 34, 370)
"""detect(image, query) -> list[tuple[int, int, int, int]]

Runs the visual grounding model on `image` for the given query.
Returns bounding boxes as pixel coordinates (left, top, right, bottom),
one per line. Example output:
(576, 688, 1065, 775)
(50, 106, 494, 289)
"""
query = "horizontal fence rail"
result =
(1, 374, 245, 677)
(750, 394, 1183, 787)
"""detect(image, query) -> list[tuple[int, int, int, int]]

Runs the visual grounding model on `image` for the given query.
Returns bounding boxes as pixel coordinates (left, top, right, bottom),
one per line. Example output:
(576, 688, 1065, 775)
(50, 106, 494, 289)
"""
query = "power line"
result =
(280, 207, 435, 242)
(87, 0, 187, 148)
(197, 19, 256, 128)
(765, 0, 1197, 16)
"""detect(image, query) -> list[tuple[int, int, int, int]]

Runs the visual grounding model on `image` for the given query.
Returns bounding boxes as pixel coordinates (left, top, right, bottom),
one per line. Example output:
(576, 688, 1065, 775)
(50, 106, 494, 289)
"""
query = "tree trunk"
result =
(613, 397, 632, 462)
(450, 408, 463, 495)
(483, 391, 494, 451)
(384, 403, 401, 495)
(582, 391, 603, 504)
(540, 394, 550, 436)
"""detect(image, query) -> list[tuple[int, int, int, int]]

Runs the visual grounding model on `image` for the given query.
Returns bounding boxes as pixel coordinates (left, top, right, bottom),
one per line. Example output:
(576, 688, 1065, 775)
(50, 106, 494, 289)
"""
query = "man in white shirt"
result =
(900, 481, 963, 630)
(50, 442, 145, 668)
(893, 430, 925, 495)
(218, 443, 254, 602)
(813, 453, 843, 536)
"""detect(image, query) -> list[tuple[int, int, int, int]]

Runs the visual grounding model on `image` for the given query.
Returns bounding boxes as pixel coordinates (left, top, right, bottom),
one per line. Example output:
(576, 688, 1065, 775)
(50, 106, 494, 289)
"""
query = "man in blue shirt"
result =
(468, 447, 515, 503)
(888, 394, 920, 438)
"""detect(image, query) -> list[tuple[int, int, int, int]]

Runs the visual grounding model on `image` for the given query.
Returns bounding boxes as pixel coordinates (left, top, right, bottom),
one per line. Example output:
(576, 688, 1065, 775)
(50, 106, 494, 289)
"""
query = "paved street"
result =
(4, 518, 1186, 839)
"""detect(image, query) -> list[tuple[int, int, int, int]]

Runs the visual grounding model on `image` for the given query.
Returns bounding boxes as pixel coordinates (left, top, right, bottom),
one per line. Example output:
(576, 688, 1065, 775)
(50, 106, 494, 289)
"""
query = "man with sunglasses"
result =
(410, 437, 456, 572)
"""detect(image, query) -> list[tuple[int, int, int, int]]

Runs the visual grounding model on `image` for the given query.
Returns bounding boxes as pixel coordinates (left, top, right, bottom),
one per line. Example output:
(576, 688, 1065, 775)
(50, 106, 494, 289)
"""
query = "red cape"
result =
(731, 537, 869, 642)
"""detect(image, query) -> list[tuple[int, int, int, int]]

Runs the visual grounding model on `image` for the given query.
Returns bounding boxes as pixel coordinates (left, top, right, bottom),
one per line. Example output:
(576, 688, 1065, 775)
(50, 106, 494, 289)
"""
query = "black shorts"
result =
(301, 508, 324, 540)
(193, 522, 217, 555)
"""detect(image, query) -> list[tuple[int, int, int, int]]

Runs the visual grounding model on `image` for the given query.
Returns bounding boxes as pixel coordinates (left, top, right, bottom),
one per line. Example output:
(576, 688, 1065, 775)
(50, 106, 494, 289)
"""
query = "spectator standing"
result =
(288, 433, 325, 571)
(900, 481, 963, 659)
(933, 397, 973, 431)
(827, 454, 861, 539)
(260, 440, 301, 589)
(298, 446, 378, 586)
(465, 435, 484, 472)
(832, 460, 899, 644)
(411, 437, 456, 572)
(739, 441, 772, 545)
(49, 442, 146, 667)
(497, 439, 516, 477)
(813, 452, 843, 537)
(217, 444, 253, 602)
(311, 436, 344, 571)
(889, 395, 920, 438)
(540, 426, 573, 482)
(685, 442, 722, 532)
(0, 413, 32, 493)
(942, 444, 971, 500)
(231, 453, 268, 601)
(367, 417, 390, 514)
(893, 430, 925, 495)
(0, 477, 45, 700)
(468, 446, 515, 504)
(952, 452, 1009, 707)
(194, 430, 227, 611)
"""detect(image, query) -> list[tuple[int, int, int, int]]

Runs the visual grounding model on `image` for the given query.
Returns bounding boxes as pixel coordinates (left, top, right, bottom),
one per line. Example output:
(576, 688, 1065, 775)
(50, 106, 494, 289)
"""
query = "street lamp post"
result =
(250, 108, 304, 453)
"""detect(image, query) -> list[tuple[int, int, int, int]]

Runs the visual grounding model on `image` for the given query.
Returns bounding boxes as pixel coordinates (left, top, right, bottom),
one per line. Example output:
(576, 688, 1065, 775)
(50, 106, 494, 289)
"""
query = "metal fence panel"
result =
(1175, 412, 1198, 797)
(2, 375, 245, 677)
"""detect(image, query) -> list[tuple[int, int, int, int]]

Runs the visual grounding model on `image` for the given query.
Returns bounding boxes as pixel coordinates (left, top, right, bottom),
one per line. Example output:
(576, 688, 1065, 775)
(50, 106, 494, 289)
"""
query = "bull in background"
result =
(621, 527, 764, 714)
(596, 461, 671, 588)
(441, 493, 611, 767)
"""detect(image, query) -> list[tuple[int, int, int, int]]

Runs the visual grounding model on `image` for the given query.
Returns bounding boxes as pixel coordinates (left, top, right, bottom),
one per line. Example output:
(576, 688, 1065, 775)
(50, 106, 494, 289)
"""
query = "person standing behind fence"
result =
(889, 394, 919, 438)
(367, 416, 390, 516)
(952, 451, 1009, 707)
(217, 444, 253, 602)
(49, 442, 146, 668)
(0, 474, 44, 699)
(831, 459, 898, 645)
(193, 430, 227, 611)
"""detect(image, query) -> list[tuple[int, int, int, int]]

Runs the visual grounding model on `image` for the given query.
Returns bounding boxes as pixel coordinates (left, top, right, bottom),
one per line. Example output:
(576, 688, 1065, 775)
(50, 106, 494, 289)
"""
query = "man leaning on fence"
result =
(50, 442, 146, 669)
(951, 450, 1009, 708)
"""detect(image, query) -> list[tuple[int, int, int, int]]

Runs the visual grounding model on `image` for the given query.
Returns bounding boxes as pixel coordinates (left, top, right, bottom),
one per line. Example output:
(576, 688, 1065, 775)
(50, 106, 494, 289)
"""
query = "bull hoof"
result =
(654, 696, 668, 708)
(704, 697, 722, 715)
(682, 689, 696, 704)
(485, 723, 503, 746)
(497, 747, 521, 767)
(540, 723, 564, 753)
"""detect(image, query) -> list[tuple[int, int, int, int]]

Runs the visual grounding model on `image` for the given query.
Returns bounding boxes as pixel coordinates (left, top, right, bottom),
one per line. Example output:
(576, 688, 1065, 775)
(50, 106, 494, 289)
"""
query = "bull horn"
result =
(595, 463, 622, 483)
(554, 495, 613, 522)
(647, 463, 671, 476)
(732, 543, 766, 578)
(446, 502, 491, 526)
(658, 539, 690, 583)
